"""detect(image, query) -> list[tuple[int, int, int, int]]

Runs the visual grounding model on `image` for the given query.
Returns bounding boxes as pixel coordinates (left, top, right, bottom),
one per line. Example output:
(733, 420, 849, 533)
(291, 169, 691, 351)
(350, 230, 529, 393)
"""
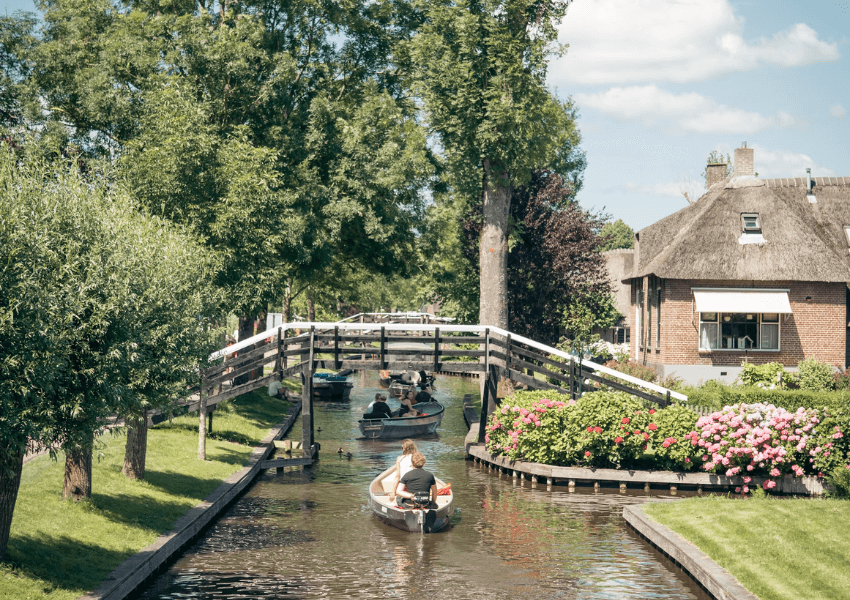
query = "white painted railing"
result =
(210, 320, 687, 402)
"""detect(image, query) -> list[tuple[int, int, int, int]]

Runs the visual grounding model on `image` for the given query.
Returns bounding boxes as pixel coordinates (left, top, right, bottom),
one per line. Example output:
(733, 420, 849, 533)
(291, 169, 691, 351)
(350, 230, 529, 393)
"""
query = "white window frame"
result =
(698, 312, 781, 352)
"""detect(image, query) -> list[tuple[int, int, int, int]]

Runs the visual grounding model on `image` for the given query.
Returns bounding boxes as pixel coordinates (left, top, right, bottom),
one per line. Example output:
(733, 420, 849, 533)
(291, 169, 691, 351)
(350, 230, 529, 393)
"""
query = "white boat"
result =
(358, 401, 444, 439)
(367, 463, 454, 533)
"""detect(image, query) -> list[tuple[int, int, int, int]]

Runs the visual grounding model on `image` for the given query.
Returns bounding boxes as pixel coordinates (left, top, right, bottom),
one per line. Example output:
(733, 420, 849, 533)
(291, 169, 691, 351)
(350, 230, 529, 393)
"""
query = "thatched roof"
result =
(631, 176, 850, 282)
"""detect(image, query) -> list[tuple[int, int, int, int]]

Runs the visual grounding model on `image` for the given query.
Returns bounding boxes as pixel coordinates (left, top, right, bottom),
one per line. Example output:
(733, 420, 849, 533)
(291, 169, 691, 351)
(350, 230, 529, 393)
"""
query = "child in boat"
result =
(395, 452, 437, 509)
(388, 439, 417, 501)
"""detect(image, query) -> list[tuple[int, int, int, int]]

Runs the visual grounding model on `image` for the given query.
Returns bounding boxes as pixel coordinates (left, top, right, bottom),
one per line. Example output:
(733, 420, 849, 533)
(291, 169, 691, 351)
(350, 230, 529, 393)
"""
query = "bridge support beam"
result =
(477, 364, 499, 443)
(301, 327, 316, 463)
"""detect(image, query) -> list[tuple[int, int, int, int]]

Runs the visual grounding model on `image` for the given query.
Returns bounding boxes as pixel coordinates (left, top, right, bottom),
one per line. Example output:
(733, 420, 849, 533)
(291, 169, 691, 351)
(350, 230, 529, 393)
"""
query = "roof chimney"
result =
(706, 162, 728, 189)
(734, 142, 754, 177)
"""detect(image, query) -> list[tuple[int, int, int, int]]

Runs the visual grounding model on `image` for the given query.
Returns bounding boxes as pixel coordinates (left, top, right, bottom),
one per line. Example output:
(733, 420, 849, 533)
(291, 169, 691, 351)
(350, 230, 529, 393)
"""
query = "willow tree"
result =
(408, 0, 579, 329)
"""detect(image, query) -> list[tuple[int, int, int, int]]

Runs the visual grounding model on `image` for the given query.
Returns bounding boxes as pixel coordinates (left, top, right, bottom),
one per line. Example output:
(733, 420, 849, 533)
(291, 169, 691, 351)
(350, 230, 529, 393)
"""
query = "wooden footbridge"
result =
(196, 313, 686, 462)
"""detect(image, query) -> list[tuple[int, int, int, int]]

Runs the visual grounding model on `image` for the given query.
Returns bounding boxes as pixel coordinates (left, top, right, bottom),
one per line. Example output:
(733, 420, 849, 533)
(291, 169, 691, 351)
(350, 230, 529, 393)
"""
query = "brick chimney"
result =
(706, 162, 728, 189)
(733, 142, 754, 177)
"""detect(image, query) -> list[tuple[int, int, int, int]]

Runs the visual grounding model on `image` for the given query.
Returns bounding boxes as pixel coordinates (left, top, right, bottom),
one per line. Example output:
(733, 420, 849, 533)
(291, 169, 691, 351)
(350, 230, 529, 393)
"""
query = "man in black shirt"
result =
(395, 452, 437, 508)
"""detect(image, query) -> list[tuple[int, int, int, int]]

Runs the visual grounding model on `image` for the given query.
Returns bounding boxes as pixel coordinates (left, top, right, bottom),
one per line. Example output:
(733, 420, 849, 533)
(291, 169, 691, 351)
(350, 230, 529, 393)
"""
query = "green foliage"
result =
(797, 357, 835, 392)
(486, 390, 657, 469)
(682, 383, 850, 413)
(827, 466, 850, 499)
(648, 404, 700, 471)
(599, 219, 634, 251)
(738, 362, 788, 389)
(562, 292, 619, 354)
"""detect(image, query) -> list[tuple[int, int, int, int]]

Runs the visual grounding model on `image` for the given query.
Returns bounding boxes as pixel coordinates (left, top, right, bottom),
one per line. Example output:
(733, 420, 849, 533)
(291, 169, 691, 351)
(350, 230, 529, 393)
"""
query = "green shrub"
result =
(834, 368, 850, 391)
(827, 466, 850, 499)
(738, 362, 788, 389)
(797, 357, 835, 392)
(649, 404, 700, 471)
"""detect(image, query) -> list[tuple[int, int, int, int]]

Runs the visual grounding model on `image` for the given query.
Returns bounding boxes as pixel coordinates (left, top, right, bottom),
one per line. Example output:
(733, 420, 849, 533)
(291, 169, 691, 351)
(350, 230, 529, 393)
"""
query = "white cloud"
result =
(551, 0, 840, 85)
(746, 145, 836, 179)
(830, 104, 847, 118)
(575, 85, 795, 134)
(624, 182, 685, 198)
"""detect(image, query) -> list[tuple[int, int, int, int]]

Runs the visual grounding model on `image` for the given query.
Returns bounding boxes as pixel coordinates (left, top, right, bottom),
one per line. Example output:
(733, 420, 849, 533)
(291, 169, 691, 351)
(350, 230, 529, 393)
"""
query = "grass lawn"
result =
(644, 495, 850, 600)
(0, 390, 293, 600)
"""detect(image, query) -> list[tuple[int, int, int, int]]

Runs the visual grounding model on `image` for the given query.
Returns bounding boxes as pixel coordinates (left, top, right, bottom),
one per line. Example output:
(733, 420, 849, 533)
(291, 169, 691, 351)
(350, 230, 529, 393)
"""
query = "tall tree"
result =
(599, 219, 634, 251)
(409, 0, 579, 329)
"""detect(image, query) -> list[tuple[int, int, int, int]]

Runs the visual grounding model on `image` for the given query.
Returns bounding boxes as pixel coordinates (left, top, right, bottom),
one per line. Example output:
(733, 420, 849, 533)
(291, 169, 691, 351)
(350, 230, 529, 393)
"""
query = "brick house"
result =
(627, 145, 850, 384)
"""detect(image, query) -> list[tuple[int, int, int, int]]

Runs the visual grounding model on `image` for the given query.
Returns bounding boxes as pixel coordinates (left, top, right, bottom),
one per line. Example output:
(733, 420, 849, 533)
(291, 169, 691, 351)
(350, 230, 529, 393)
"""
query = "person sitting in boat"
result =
(388, 439, 417, 502)
(363, 393, 392, 420)
(414, 389, 431, 404)
(400, 370, 421, 386)
(395, 452, 437, 509)
(397, 392, 419, 417)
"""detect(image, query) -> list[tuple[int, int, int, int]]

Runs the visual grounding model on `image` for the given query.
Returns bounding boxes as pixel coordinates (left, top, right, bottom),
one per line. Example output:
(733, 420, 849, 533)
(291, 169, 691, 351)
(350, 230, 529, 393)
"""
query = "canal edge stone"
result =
(622, 504, 759, 600)
(76, 401, 303, 600)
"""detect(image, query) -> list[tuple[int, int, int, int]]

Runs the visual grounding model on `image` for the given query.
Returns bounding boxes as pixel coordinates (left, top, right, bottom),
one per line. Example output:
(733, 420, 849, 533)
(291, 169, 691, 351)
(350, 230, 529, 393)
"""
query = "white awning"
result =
(693, 289, 792, 314)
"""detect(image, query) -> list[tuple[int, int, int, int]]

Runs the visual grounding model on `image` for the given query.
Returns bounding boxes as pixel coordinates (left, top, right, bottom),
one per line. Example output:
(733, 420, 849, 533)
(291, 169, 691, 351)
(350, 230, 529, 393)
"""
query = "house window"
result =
(741, 213, 761, 233)
(699, 312, 780, 351)
(636, 279, 644, 348)
(844, 225, 850, 246)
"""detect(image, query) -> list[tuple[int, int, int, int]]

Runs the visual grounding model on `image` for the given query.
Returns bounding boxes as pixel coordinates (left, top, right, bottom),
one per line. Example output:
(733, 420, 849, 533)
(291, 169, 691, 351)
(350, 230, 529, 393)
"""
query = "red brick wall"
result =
(630, 279, 846, 370)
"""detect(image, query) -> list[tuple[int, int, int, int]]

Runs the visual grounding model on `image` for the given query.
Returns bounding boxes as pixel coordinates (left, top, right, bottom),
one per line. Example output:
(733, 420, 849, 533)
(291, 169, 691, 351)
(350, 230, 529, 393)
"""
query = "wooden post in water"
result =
(478, 329, 492, 443)
(302, 328, 315, 462)
(380, 326, 386, 370)
(334, 326, 340, 371)
(433, 327, 440, 374)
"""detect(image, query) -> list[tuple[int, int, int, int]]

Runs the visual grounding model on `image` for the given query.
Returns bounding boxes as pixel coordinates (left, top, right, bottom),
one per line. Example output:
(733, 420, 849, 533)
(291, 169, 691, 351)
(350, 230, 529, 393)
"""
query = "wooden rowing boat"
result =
(358, 401, 444, 439)
(368, 463, 453, 533)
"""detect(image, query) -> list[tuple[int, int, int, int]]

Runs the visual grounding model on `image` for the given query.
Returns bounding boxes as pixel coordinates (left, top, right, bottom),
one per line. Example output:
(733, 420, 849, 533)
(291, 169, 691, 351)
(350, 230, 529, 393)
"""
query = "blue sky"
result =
(549, 0, 850, 230)
(4, 0, 847, 232)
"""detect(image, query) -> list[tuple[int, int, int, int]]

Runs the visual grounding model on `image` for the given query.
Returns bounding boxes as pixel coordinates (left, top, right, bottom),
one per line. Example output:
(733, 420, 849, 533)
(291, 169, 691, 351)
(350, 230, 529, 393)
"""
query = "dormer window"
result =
(741, 213, 761, 233)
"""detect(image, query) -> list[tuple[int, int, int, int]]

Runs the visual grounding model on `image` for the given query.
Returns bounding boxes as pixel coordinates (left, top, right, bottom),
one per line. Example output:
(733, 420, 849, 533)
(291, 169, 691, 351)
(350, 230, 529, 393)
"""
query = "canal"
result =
(139, 372, 711, 599)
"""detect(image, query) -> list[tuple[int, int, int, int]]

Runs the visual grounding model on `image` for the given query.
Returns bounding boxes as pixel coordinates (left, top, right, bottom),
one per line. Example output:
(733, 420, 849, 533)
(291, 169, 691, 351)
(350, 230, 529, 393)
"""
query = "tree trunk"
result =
(282, 285, 292, 323)
(307, 288, 316, 322)
(0, 448, 24, 561)
(479, 158, 510, 330)
(480, 159, 511, 397)
(122, 412, 148, 479)
(62, 441, 93, 501)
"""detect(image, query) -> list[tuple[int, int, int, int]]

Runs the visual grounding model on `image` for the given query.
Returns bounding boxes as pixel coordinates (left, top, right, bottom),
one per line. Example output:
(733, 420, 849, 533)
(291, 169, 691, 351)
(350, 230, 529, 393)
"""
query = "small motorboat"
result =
(386, 371, 436, 398)
(313, 372, 353, 400)
(358, 401, 444, 439)
(368, 463, 453, 533)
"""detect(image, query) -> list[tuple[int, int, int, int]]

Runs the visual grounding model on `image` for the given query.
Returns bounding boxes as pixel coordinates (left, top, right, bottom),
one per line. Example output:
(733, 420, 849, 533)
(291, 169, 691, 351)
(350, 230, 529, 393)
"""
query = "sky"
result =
(548, 0, 850, 230)
(3, 0, 848, 231)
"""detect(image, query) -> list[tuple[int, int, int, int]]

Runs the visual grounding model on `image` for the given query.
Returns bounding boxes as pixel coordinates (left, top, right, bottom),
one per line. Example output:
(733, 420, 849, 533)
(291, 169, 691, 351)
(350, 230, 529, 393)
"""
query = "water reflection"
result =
(138, 372, 709, 600)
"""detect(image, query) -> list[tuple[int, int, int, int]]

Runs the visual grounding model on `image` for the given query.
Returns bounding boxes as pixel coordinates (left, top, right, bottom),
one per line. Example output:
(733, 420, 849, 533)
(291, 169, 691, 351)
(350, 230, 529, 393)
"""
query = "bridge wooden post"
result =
(569, 357, 575, 399)
(433, 327, 440, 373)
(274, 328, 282, 373)
(478, 364, 499, 443)
(380, 326, 386, 369)
(334, 326, 340, 370)
(301, 327, 315, 462)
(478, 328, 492, 443)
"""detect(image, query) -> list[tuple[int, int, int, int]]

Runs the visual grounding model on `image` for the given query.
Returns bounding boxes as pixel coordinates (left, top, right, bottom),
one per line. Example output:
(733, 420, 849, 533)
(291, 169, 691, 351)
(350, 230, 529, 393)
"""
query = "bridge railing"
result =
(205, 321, 686, 404)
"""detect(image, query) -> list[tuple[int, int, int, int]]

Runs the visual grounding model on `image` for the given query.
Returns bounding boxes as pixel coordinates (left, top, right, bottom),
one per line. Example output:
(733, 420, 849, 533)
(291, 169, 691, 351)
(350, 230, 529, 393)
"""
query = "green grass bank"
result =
(644, 496, 850, 600)
(0, 389, 292, 600)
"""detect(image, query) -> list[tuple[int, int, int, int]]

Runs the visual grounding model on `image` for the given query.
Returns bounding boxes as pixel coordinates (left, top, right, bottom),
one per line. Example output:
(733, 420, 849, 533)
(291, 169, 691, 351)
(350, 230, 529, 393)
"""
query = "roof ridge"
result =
(763, 176, 850, 188)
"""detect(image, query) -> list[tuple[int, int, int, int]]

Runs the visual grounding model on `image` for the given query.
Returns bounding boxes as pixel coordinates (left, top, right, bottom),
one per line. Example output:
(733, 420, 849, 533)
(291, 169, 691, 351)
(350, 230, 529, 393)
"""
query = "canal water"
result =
(138, 372, 711, 599)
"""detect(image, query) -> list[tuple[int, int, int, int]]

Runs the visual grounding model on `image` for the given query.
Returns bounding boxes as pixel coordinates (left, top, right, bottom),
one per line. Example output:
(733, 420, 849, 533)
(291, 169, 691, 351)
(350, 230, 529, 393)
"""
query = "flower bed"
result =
(484, 389, 849, 494)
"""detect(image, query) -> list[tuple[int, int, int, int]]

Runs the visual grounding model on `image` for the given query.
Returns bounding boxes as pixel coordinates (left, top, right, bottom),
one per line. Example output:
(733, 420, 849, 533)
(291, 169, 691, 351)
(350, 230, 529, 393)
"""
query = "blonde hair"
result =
(401, 439, 417, 455)
(411, 452, 426, 469)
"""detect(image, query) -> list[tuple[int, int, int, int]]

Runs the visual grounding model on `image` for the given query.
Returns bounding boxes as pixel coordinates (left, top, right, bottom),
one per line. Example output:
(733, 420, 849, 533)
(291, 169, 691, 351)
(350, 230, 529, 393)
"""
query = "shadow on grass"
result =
(141, 464, 245, 499)
(89, 486, 210, 534)
(5, 533, 139, 594)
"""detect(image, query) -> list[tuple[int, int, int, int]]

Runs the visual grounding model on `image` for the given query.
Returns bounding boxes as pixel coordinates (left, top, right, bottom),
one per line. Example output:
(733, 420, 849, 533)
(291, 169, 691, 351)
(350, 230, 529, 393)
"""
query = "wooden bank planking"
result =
(77, 401, 304, 600)
(623, 505, 760, 600)
(465, 444, 826, 495)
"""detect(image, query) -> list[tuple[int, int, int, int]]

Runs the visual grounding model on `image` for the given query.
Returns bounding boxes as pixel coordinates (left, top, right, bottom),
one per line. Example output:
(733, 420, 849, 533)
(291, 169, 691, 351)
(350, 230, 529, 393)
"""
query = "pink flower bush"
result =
(685, 403, 841, 487)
